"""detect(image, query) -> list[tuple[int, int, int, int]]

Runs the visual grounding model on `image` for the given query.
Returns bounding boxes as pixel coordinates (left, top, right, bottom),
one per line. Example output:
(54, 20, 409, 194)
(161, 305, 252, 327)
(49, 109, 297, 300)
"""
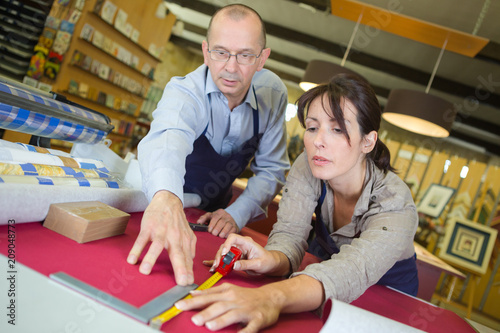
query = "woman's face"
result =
(303, 95, 370, 183)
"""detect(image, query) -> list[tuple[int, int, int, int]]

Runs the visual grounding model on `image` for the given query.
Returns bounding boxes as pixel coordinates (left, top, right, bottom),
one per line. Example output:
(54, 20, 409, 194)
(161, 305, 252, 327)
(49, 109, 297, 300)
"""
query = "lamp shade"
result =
(300, 60, 362, 91)
(382, 89, 457, 138)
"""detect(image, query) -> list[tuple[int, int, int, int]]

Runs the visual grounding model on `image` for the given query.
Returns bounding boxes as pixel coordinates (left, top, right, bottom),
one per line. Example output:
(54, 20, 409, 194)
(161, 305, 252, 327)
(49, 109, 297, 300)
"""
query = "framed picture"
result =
(417, 184, 456, 218)
(439, 217, 498, 275)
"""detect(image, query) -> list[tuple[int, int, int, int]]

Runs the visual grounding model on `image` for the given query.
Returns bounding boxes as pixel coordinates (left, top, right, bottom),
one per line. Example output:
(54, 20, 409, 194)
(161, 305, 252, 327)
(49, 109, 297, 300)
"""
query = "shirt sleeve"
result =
(138, 77, 208, 204)
(264, 152, 319, 269)
(291, 201, 417, 304)
(266, 154, 418, 304)
(225, 84, 291, 229)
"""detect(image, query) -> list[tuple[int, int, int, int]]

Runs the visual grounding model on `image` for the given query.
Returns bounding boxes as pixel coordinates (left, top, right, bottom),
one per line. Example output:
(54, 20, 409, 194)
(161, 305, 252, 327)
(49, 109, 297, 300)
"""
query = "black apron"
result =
(308, 182, 419, 296)
(183, 88, 262, 211)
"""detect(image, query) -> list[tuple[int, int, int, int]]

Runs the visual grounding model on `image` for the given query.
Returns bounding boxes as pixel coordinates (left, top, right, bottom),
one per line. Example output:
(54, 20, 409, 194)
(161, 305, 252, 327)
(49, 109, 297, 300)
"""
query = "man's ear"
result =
(256, 47, 271, 71)
(202, 40, 210, 66)
(362, 131, 378, 153)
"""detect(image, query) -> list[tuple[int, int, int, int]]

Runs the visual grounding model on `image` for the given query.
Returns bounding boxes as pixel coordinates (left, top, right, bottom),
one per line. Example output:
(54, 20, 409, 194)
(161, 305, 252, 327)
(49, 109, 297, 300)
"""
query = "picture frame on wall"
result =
(439, 217, 498, 275)
(417, 184, 456, 218)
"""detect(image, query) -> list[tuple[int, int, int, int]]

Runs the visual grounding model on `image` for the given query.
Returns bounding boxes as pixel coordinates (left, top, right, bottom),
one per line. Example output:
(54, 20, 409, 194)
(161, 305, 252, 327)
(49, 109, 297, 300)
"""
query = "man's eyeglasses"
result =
(208, 49, 263, 65)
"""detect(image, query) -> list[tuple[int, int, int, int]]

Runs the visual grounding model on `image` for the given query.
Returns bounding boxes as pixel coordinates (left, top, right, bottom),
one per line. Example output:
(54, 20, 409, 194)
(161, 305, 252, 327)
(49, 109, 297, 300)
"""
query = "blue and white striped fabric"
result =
(0, 175, 121, 188)
(0, 81, 109, 144)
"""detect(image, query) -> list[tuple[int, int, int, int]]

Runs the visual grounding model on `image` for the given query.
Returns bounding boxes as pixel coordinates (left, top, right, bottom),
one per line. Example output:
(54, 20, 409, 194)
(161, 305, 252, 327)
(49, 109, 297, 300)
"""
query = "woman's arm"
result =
(176, 274, 324, 333)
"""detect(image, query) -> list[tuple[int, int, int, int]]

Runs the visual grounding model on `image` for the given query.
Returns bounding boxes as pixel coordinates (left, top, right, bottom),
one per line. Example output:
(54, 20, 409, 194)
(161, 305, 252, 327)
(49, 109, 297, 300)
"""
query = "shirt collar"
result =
(204, 66, 257, 110)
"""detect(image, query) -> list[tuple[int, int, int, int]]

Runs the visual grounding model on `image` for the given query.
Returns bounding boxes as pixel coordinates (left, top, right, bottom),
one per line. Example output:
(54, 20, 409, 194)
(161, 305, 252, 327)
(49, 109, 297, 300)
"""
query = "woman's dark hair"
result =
(297, 73, 395, 173)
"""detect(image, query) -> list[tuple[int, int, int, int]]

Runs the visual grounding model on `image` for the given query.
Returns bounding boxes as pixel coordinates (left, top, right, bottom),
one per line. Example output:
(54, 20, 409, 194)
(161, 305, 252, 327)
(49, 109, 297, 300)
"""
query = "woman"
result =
(175, 74, 418, 332)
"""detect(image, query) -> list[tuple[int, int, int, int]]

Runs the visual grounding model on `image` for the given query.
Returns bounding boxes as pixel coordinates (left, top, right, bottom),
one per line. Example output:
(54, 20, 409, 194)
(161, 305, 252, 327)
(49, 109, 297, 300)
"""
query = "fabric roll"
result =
(0, 142, 108, 170)
(0, 162, 110, 178)
(0, 174, 121, 188)
(0, 81, 110, 144)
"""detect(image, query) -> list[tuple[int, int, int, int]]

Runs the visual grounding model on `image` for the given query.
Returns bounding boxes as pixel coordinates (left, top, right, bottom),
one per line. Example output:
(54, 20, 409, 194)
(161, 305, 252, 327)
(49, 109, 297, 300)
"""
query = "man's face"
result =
(202, 13, 270, 109)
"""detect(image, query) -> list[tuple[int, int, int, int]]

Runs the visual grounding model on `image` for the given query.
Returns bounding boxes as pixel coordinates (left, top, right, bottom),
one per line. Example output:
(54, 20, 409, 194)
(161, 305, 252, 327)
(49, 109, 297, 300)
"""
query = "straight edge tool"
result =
(149, 246, 243, 329)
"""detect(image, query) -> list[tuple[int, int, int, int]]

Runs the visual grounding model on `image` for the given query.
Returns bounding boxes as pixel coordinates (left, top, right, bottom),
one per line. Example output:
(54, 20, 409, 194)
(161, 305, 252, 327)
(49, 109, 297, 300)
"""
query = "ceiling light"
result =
(300, 15, 365, 91)
(382, 89, 456, 138)
(383, 37, 457, 137)
(299, 60, 362, 91)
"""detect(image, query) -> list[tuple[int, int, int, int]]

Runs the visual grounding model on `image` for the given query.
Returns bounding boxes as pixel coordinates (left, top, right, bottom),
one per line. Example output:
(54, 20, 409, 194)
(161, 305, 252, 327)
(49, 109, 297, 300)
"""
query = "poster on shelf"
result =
(37, 82, 52, 93)
(78, 82, 89, 98)
(124, 23, 133, 38)
(114, 9, 128, 35)
(101, 1, 118, 25)
(80, 23, 94, 41)
(23, 76, 38, 88)
(75, 0, 85, 11)
(52, 31, 72, 55)
(98, 63, 110, 80)
(67, 9, 82, 24)
(68, 80, 79, 94)
(81, 55, 92, 71)
(45, 16, 61, 30)
(92, 30, 104, 49)
(131, 29, 140, 43)
(60, 20, 75, 34)
(103, 37, 114, 54)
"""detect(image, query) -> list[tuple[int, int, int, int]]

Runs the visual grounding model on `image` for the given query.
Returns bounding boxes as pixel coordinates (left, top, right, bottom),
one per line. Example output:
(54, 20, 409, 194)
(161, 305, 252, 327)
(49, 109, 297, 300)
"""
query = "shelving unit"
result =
(0, 0, 52, 80)
(47, 0, 175, 156)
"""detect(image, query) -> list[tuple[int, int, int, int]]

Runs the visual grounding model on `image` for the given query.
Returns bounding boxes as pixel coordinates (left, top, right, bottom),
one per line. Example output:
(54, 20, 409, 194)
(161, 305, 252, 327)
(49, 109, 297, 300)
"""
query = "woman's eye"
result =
(333, 128, 342, 133)
(306, 127, 317, 132)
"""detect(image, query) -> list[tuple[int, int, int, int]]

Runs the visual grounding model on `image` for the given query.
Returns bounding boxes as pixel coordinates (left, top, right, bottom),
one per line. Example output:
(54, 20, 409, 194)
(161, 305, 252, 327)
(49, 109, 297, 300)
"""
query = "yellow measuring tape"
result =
(149, 246, 242, 329)
(150, 272, 223, 327)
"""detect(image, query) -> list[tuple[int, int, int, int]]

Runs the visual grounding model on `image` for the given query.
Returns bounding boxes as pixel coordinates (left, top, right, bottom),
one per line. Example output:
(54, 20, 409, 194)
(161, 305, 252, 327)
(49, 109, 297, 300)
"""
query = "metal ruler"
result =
(149, 246, 243, 329)
(50, 272, 197, 324)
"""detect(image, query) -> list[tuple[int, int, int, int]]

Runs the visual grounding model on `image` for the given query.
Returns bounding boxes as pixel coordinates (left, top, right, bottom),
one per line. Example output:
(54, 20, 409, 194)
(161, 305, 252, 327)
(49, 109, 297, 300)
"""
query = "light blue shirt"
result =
(138, 64, 290, 228)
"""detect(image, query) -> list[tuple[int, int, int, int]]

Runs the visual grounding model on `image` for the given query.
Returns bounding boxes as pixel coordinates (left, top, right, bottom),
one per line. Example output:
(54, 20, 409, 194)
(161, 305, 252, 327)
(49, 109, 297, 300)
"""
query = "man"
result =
(127, 4, 290, 286)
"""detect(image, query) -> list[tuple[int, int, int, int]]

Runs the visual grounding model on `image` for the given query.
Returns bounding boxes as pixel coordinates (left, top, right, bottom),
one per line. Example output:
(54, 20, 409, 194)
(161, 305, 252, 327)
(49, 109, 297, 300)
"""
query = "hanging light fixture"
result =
(382, 39, 457, 138)
(382, 89, 456, 138)
(299, 60, 363, 91)
(300, 13, 365, 91)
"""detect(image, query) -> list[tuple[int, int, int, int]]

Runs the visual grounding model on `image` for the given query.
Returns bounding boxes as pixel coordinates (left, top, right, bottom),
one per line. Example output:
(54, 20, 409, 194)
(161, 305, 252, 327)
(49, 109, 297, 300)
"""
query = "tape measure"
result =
(150, 246, 242, 329)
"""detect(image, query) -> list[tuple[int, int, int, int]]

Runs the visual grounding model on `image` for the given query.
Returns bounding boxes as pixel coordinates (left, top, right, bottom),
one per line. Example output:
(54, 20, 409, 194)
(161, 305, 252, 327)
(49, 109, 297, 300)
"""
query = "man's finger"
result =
(197, 212, 212, 224)
(139, 241, 164, 275)
(169, 240, 195, 285)
(127, 231, 149, 265)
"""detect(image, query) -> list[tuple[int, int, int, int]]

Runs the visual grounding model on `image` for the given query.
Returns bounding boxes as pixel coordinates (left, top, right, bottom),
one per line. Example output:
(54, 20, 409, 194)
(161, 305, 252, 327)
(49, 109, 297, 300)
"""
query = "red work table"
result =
(0, 209, 474, 332)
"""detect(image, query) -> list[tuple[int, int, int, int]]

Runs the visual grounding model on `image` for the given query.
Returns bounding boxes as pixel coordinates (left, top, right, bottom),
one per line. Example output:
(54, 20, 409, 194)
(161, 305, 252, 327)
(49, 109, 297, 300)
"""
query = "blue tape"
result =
(37, 177, 54, 185)
(61, 166, 85, 178)
(106, 180, 119, 188)
(79, 162, 97, 170)
(77, 178, 91, 187)
(20, 163, 38, 176)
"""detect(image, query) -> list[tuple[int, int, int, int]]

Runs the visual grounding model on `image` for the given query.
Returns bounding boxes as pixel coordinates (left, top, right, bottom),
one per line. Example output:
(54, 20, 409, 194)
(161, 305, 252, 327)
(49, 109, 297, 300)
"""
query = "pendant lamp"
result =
(382, 89, 456, 138)
(382, 40, 457, 138)
(300, 14, 365, 91)
(299, 60, 363, 91)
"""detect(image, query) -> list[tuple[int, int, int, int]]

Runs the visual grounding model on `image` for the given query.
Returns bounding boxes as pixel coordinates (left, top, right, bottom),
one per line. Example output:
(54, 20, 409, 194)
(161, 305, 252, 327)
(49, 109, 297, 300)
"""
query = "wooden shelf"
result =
(47, 0, 176, 156)
(79, 38, 154, 81)
(89, 11, 161, 62)
(59, 90, 136, 120)
(70, 63, 145, 98)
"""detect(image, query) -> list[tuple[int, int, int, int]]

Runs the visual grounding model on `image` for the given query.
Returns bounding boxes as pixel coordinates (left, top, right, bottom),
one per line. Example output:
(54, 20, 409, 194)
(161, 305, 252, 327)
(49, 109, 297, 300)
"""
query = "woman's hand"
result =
(206, 234, 290, 277)
(175, 283, 284, 333)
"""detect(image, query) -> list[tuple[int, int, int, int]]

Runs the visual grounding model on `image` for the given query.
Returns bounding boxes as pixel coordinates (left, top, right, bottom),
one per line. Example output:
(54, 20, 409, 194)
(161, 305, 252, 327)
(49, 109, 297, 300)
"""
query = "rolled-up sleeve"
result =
(138, 80, 207, 204)
(291, 205, 417, 303)
(265, 152, 318, 270)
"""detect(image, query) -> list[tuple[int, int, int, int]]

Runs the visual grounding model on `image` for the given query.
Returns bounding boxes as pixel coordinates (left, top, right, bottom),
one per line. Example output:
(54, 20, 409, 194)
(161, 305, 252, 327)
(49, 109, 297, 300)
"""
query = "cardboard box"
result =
(43, 201, 130, 243)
